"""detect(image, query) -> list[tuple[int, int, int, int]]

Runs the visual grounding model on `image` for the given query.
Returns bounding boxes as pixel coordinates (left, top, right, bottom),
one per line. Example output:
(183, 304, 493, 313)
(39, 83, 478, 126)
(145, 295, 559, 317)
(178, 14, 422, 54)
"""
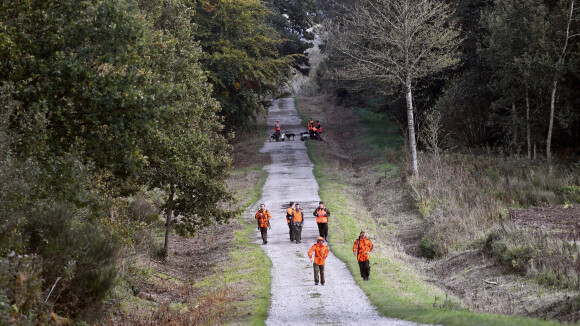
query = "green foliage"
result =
(194, 0, 297, 129)
(25, 205, 117, 318)
(419, 237, 447, 259)
(485, 230, 536, 274)
(0, 0, 239, 321)
(264, 0, 317, 74)
(0, 256, 49, 325)
(561, 185, 580, 203)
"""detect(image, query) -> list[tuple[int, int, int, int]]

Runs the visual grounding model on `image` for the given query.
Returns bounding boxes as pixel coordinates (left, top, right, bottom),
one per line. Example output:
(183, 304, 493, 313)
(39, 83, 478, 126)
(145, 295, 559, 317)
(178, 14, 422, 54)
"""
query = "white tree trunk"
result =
(405, 74, 419, 176)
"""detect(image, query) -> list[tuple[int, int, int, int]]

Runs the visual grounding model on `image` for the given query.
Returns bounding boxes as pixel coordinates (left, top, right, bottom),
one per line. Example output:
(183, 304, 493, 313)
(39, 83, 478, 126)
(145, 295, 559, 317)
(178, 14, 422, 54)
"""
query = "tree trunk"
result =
(511, 103, 517, 153)
(547, 0, 574, 173)
(547, 77, 557, 167)
(164, 183, 175, 259)
(405, 74, 419, 176)
(525, 86, 531, 160)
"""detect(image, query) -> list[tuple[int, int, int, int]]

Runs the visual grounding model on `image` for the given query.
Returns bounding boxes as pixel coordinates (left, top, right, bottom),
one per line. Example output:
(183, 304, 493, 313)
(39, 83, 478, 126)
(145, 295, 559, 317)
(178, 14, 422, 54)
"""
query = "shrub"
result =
(127, 192, 160, 224)
(419, 237, 447, 259)
(0, 255, 51, 325)
(561, 185, 580, 203)
(25, 205, 118, 319)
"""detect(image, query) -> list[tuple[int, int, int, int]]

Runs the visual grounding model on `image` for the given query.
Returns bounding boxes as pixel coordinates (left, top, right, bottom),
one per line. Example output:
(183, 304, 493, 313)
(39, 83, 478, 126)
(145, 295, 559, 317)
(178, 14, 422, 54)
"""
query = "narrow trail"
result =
(255, 98, 424, 325)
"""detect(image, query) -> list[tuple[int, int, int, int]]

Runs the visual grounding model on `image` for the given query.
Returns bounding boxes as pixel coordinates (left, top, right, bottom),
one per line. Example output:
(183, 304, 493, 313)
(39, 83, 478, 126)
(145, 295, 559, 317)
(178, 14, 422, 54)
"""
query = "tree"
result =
(265, 0, 317, 74)
(545, 0, 578, 168)
(137, 0, 237, 259)
(324, 0, 462, 176)
(481, 0, 548, 156)
(194, 0, 296, 129)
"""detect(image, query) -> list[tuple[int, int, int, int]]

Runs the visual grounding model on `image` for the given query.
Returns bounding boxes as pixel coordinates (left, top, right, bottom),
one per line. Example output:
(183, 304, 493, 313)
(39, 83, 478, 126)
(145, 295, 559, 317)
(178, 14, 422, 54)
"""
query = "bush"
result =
(561, 185, 580, 203)
(25, 205, 118, 319)
(0, 255, 50, 326)
(419, 237, 447, 259)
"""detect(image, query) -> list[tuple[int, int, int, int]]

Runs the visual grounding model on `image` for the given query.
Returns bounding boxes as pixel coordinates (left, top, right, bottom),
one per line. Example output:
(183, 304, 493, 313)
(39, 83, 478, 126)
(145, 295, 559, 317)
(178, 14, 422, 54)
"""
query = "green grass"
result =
(308, 140, 564, 326)
(191, 119, 271, 325)
(300, 98, 565, 326)
(353, 107, 403, 154)
(193, 213, 271, 326)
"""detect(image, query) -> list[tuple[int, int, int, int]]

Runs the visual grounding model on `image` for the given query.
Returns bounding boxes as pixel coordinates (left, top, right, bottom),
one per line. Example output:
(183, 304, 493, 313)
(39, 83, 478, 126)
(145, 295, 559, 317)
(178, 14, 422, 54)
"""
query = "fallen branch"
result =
(484, 280, 498, 285)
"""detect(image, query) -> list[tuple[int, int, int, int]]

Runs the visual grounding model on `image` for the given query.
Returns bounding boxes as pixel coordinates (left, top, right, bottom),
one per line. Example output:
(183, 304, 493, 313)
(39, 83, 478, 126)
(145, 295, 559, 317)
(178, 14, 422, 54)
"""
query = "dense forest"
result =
(1, 0, 579, 323)
(0, 0, 315, 322)
(318, 0, 580, 166)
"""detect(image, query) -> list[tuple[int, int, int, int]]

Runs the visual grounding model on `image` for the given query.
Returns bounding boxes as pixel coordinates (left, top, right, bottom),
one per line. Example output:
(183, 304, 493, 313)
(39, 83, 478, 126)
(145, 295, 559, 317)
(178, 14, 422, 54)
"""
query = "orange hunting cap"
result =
(317, 237, 324, 242)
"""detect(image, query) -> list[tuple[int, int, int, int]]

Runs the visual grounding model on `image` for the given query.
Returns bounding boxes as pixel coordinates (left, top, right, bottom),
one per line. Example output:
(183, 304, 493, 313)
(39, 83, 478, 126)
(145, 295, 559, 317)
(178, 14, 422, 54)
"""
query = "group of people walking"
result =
(255, 201, 374, 285)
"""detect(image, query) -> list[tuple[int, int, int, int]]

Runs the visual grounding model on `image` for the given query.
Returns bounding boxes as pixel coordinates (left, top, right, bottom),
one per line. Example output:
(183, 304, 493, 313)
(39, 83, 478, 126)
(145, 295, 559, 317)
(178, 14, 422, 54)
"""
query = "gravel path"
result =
(256, 98, 425, 326)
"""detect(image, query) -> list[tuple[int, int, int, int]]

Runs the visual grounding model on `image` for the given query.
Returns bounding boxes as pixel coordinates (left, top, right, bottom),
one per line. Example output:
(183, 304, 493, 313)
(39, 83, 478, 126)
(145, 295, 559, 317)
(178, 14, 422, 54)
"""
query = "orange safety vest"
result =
(316, 123, 322, 132)
(353, 237, 373, 262)
(292, 208, 303, 223)
(314, 207, 329, 224)
(274, 122, 280, 132)
(308, 243, 329, 265)
(308, 120, 314, 131)
(286, 207, 293, 224)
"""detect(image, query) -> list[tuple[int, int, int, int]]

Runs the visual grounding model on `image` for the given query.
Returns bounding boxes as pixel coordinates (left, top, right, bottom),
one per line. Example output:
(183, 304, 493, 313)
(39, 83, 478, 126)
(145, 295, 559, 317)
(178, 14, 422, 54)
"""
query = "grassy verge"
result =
(104, 119, 271, 325)
(296, 96, 564, 326)
(192, 171, 271, 326)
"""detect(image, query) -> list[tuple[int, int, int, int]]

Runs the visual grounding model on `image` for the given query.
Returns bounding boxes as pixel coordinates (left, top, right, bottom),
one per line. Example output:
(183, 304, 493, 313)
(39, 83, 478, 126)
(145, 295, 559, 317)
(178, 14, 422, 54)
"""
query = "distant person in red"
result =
(274, 120, 281, 141)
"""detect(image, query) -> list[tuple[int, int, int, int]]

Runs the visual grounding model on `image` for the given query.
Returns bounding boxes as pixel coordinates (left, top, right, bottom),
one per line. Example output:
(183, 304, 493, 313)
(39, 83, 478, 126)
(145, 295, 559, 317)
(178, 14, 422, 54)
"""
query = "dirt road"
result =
(255, 98, 423, 325)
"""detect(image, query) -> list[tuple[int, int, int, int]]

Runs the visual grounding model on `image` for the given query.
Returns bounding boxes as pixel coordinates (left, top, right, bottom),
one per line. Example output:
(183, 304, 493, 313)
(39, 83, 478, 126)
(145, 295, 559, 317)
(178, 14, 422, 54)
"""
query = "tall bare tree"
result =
(546, 0, 577, 171)
(324, 0, 461, 176)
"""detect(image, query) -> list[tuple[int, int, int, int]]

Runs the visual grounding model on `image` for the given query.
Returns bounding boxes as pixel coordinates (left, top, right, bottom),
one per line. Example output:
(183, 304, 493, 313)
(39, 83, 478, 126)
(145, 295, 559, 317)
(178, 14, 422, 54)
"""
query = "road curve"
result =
(255, 98, 424, 326)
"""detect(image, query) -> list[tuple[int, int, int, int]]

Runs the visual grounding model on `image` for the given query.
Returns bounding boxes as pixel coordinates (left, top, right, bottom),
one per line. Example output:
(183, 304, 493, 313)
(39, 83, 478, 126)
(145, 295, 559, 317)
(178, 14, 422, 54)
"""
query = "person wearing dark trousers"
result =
(308, 237, 329, 285)
(291, 203, 304, 243)
(274, 120, 281, 141)
(313, 201, 330, 241)
(255, 203, 271, 244)
(353, 230, 373, 281)
(286, 202, 295, 241)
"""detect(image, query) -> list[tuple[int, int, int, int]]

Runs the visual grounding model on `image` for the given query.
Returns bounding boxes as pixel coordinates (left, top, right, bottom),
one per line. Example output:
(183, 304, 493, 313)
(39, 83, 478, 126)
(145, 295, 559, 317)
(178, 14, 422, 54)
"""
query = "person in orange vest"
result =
(274, 120, 281, 141)
(313, 201, 330, 241)
(291, 203, 304, 243)
(286, 202, 295, 241)
(308, 118, 314, 137)
(353, 230, 373, 281)
(308, 236, 330, 285)
(315, 120, 322, 133)
(255, 203, 271, 245)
